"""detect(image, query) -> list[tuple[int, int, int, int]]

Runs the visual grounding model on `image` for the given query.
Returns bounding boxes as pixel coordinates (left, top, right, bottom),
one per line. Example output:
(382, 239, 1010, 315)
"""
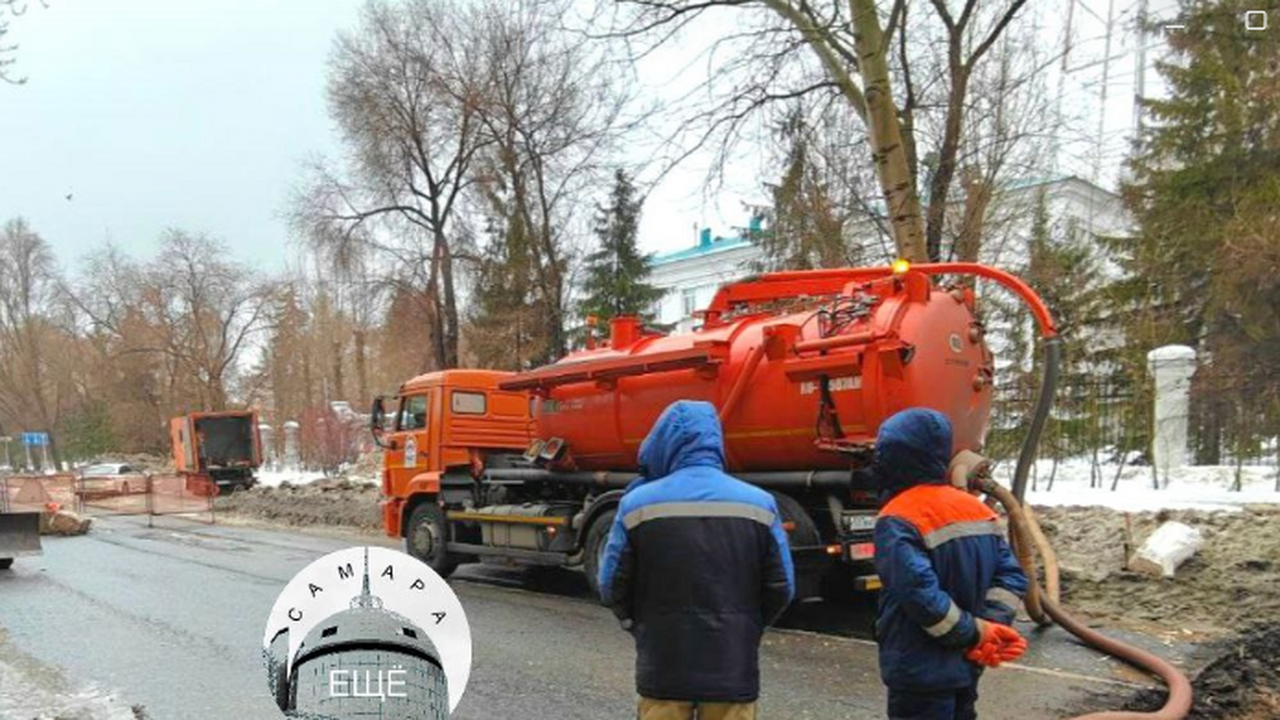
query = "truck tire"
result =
(582, 509, 616, 602)
(0, 558, 13, 570)
(406, 502, 458, 578)
(770, 492, 823, 601)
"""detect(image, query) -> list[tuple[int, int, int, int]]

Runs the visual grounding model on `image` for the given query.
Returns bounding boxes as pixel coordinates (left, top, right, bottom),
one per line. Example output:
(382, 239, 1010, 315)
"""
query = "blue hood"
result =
(637, 400, 727, 481)
(875, 408, 953, 497)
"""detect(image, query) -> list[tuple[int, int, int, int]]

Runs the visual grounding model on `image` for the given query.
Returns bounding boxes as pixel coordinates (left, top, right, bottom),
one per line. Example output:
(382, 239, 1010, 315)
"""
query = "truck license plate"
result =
(844, 513, 877, 532)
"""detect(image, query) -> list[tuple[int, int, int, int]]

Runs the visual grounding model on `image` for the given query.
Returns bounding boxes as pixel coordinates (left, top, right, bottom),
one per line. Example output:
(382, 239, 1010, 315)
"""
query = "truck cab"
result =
(374, 370, 537, 574)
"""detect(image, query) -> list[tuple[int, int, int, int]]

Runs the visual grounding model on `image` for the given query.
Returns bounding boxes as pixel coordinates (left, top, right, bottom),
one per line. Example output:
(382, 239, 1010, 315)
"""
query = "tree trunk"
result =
(925, 66, 971, 262)
(45, 430, 63, 472)
(330, 339, 345, 401)
(440, 243, 460, 368)
(954, 167, 992, 265)
(849, 0, 928, 263)
(354, 328, 368, 403)
(427, 288, 446, 372)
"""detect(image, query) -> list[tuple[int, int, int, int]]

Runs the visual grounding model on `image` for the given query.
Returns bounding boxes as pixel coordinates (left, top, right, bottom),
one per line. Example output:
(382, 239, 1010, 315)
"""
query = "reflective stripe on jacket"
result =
(598, 401, 795, 703)
(875, 483, 1028, 690)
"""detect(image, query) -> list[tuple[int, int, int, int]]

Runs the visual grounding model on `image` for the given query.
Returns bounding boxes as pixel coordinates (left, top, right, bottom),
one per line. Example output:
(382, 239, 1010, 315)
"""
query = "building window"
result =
(681, 288, 698, 318)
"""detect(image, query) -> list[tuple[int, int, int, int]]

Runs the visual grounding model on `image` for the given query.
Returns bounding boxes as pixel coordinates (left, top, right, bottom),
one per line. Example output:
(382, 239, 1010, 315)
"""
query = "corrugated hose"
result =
(976, 335, 1193, 719)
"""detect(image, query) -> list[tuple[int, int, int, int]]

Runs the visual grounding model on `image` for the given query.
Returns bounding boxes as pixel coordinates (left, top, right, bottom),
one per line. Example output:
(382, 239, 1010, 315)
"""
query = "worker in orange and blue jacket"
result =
(873, 408, 1029, 720)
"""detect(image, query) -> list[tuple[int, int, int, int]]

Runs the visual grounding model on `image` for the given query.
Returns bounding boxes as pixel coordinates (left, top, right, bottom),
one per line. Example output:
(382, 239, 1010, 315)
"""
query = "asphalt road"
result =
(0, 516, 1195, 720)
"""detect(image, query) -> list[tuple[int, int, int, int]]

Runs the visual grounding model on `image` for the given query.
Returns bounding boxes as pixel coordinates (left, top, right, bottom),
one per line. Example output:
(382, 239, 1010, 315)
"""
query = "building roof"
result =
(647, 175, 1118, 268)
(651, 234, 755, 266)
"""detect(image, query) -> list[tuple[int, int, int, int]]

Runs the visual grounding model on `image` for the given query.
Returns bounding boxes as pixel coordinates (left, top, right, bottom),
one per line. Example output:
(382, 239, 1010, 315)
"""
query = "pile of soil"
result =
(1124, 626, 1280, 719)
(1033, 505, 1280, 636)
(215, 477, 382, 532)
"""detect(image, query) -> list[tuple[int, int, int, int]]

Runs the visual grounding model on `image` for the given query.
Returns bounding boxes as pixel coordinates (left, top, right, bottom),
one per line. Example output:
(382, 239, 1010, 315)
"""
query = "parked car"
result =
(78, 463, 146, 497)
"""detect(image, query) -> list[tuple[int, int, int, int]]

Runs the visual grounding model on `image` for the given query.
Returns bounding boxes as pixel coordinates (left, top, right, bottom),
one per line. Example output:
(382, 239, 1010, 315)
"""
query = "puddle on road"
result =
(0, 629, 144, 720)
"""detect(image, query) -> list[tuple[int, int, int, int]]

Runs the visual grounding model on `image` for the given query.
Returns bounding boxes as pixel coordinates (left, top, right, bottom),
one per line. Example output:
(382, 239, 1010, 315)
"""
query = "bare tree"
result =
(72, 231, 271, 413)
(0, 218, 71, 467)
(617, 0, 1031, 262)
(468, 0, 630, 362)
(961, 36, 1059, 266)
(758, 102, 894, 270)
(0, 0, 40, 86)
(295, 0, 486, 370)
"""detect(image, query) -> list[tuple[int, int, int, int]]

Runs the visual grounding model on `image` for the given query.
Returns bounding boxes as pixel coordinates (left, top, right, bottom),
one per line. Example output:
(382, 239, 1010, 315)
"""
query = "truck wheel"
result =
(770, 492, 821, 547)
(406, 502, 457, 578)
(582, 509, 616, 603)
(0, 558, 13, 570)
(770, 492, 823, 601)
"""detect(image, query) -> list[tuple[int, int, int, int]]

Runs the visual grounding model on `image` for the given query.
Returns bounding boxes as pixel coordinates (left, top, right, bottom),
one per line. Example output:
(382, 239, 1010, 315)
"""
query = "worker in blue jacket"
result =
(874, 408, 1030, 720)
(598, 400, 795, 720)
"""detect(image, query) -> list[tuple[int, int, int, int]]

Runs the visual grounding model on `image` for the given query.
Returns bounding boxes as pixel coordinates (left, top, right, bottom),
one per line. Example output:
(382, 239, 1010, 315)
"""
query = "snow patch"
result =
(0, 651, 140, 720)
(992, 458, 1280, 512)
(254, 469, 328, 488)
(253, 469, 380, 488)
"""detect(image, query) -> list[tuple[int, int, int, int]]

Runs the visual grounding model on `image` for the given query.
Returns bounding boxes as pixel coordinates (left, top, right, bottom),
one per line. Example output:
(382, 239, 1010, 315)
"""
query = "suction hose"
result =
(1012, 337, 1062, 502)
(977, 478, 1194, 720)
(980, 311, 1190, 717)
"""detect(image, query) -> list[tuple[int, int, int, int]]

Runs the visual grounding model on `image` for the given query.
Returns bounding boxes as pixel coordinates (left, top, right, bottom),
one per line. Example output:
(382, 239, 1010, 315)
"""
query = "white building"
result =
(650, 228, 761, 333)
(648, 176, 1132, 332)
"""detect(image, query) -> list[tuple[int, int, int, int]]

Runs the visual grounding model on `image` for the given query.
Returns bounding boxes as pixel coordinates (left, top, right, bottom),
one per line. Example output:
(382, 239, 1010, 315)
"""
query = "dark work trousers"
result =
(887, 685, 979, 720)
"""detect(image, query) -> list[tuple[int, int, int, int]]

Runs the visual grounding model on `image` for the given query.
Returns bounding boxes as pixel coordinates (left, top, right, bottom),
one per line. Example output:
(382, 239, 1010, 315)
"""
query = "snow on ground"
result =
(255, 468, 330, 488)
(992, 458, 1280, 512)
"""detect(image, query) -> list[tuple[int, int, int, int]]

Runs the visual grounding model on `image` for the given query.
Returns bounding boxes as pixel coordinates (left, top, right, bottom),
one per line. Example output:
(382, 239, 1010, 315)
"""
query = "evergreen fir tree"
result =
(578, 170, 664, 328)
(758, 110, 863, 271)
(466, 212, 549, 370)
(1118, 0, 1280, 461)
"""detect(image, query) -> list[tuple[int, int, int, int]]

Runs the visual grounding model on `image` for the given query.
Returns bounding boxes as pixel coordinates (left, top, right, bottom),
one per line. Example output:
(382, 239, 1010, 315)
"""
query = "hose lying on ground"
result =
(977, 477, 1195, 720)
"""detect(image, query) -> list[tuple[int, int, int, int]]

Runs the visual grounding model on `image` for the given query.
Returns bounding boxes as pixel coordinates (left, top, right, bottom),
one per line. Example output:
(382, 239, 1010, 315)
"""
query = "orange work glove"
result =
(966, 619, 1027, 668)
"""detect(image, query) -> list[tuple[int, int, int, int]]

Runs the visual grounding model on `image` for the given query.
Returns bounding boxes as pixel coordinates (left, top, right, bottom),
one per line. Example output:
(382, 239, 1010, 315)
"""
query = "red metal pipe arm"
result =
(718, 341, 768, 422)
(704, 263, 1058, 339)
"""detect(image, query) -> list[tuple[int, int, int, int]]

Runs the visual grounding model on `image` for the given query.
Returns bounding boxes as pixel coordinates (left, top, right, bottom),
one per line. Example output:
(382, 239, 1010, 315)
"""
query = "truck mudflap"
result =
(0, 512, 43, 561)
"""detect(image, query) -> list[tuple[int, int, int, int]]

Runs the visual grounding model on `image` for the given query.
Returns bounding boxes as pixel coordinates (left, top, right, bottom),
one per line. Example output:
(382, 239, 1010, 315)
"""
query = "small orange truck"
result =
(170, 410, 263, 492)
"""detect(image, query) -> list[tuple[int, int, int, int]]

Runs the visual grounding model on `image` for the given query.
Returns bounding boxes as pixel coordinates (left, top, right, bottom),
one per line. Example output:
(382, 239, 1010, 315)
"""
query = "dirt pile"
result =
(1033, 505, 1280, 635)
(1124, 626, 1280, 719)
(215, 478, 382, 532)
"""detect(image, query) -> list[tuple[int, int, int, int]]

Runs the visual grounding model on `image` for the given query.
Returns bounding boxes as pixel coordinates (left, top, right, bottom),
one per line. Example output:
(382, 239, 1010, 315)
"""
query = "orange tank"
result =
(498, 264, 1050, 473)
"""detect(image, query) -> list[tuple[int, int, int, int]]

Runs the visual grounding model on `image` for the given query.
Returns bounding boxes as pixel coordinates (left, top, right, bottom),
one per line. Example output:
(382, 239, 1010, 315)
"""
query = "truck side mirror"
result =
(370, 397, 393, 449)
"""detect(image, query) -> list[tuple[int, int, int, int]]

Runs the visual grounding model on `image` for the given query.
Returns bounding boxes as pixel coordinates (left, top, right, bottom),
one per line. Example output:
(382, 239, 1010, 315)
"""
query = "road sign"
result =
(20, 432, 49, 447)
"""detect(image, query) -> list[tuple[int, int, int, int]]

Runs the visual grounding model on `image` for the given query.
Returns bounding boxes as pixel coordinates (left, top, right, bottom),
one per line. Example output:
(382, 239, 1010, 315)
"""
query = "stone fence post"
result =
(1146, 345, 1197, 479)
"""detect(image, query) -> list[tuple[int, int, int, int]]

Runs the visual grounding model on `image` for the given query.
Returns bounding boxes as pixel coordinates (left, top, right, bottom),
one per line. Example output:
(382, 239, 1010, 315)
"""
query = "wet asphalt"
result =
(0, 516, 1202, 719)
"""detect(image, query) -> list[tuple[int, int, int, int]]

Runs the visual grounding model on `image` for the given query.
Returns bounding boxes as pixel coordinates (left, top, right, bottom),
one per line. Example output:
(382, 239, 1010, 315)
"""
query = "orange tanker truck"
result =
(374, 263, 1059, 599)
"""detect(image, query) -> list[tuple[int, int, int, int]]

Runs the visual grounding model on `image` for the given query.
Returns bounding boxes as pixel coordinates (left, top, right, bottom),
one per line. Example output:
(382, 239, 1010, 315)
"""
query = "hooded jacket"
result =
(598, 400, 795, 703)
(873, 408, 1029, 690)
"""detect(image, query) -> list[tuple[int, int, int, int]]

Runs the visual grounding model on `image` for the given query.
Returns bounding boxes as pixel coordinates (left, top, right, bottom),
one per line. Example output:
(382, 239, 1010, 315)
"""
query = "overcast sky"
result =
(0, 0, 767, 275)
(0, 0, 1174, 275)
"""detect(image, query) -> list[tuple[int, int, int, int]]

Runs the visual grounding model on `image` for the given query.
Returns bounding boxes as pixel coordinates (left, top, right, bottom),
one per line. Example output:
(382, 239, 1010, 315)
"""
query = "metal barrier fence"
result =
(989, 373, 1280, 492)
(1, 473, 77, 513)
(76, 473, 152, 517)
(148, 474, 218, 522)
(2, 472, 217, 524)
